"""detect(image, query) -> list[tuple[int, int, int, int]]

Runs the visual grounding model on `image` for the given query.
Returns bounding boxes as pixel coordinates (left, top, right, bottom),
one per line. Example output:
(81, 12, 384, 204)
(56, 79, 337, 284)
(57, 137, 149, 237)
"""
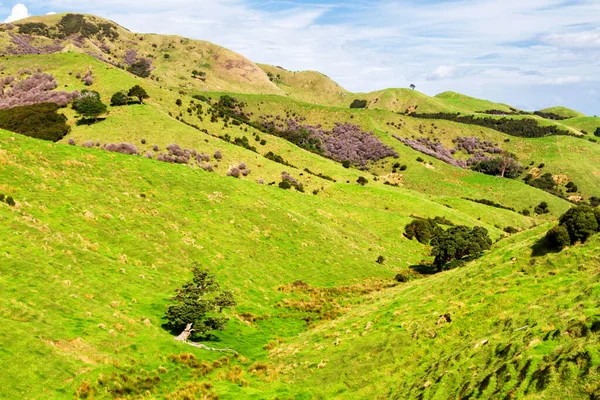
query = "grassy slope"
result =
(271, 226, 600, 399)
(217, 92, 575, 215)
(9, 13, 280, 95)
(257, 64, 350, 107)
(356, 89, 515, 114)
(0, 130, 529, 399)
(537, 106, 586, 119)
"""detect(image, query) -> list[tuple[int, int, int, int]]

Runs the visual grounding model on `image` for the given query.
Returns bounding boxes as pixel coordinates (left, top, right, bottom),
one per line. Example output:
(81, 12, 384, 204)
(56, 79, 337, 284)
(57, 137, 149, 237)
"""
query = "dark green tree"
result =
(357, 176, 368, 186)
(72, 91, 107, 121)
(534, 201, 550, 215)
(430, 226, 492, 269)
(545, 225, 570, 250)
(595, 127, 600, 137)
(404, 218, 443, 244)
(110, 91, 128, 106)
(164, 265, 236, 336)
(559, 206, 599, 244)
(127, 85, 149, 103)
(350, 99, 367, 109)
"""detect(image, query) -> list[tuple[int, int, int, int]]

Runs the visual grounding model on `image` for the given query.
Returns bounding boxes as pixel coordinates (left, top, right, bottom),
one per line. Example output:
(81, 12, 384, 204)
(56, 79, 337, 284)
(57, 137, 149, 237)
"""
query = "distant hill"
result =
(258, 64, 350, 106)
(5, 13, 280, 94)
(537, 106, 586, 119)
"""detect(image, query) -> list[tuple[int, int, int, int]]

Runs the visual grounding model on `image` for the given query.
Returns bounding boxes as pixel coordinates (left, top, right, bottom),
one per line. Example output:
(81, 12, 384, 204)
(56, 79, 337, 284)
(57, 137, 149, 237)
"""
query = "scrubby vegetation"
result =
(0, 103, 69, 141)
(0, 72, 77, 109)
(412, 112, 574, 138)
(544, 206, 600, 251)
(431, 225, 492, 270)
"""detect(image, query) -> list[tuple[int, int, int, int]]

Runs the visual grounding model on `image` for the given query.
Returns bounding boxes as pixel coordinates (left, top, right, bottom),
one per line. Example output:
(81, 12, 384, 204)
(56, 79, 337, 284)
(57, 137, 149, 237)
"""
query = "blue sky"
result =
(4, 0, 600, 114)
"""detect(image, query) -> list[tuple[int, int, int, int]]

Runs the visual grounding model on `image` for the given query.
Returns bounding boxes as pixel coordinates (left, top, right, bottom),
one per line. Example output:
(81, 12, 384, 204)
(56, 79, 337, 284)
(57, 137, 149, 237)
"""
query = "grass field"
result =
(0, 129, 539, 398)
(2, 13, 600, 400)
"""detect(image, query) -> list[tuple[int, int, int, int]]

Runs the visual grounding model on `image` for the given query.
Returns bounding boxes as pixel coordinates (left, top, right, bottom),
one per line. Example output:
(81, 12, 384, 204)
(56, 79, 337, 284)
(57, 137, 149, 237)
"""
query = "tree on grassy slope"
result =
(128, 85, 149, 104)
(165, 265, 235, 338)
(430, 226, 492, 270)
(73, 90, 107, 122)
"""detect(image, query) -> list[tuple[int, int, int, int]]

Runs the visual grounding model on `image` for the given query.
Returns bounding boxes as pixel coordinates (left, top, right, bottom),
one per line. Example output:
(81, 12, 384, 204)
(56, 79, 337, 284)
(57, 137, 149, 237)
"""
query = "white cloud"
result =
(544, 29, 600, 49)
(46, 12, 56, 15)
(427, 66, 457, 81)
(4, 3, 30, 23)
(23, 0, 600, 113)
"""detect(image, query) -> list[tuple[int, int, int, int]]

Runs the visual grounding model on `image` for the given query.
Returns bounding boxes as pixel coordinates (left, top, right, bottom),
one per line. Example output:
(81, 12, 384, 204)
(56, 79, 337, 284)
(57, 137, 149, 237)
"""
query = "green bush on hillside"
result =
(545, 206, 600, 251)
(350, 99, 367, 109)
(404, 218, 443, 245)
(430, 226, 492, 270)
(595, 127, 600, 137)
(164, 265, 235, 336)
(0, 103, 70, 142)
(535, 202, 550, 215)
(110, 91, 128, 106)
(545, 225, 570, 250)
(73, 91, 107, 121)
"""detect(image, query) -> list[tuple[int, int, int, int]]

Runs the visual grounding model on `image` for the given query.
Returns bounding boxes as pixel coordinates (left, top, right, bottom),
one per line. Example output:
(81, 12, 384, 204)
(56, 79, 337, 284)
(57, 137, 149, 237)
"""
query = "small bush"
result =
(404, 218, 443, 244)
(376, 255, 385, 264)
(350, 99, 367, 109)
(357, 176, 368, 186)
(5, 196, 15, 206)
(278, 181, 291, 190)
(535, 202, 550, 215)
(545, 225, 570, 250)
(503, 226, 519, 234)
(110, 91, 128, 106)
(227, 167, 241, 178)
(214, 150, 222, 160)
(416, 157, 424, 162)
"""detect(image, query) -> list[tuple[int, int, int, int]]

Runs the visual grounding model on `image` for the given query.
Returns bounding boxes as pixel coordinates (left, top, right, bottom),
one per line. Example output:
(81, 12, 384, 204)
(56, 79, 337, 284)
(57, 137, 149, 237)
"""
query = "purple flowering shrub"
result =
(104, 142, 139, 155)
(0, 72, 78, 109)
(260, 116, 397, 166)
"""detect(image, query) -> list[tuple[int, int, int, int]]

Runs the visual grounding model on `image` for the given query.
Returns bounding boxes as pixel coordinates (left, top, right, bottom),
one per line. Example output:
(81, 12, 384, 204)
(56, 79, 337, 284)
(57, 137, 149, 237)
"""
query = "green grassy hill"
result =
(1, 130, 529, 399)
(537, 106, 586, 119)
(257, 64, 350, 106)
(1, 12, 599, 400)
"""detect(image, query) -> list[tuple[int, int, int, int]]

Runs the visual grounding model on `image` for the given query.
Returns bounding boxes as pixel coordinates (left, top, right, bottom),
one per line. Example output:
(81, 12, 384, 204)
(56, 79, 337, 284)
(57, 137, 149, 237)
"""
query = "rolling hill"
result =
(1, 11, 600, 400)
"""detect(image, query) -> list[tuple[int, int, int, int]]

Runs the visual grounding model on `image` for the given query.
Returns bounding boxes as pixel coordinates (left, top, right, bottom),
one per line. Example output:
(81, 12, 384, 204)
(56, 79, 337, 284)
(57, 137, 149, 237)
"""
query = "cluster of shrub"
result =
(213, 95, 397, 167)
(123, 49, 154, 78)
(72, 138, 221, 172)
(391, 162, 407, 173)
(350, 99, 367, 109)
(0, 102, 70, 142)
(393, 135, 466, 168)
(393, 135, 523, 178)
(264, 151, 294, 167)
(0, 71, 77, 110)
(533, 111, 569, 121)
(480, 109, 530, 116)
(110, 85, 149, 106)
(304, 168, 335, 182)
(594, 128, 600, 138)
(0, 193, 16, 207)
(279, 171, 304, 192)
(404, 217, 492, 271)
(226, 162, 251, 178)
(411, 112, 575, 139)
(464, 198, 516, 212)
(523, 172, 579, 199)
(16, 14, 119, 41)
(545, 206, 600, 250)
